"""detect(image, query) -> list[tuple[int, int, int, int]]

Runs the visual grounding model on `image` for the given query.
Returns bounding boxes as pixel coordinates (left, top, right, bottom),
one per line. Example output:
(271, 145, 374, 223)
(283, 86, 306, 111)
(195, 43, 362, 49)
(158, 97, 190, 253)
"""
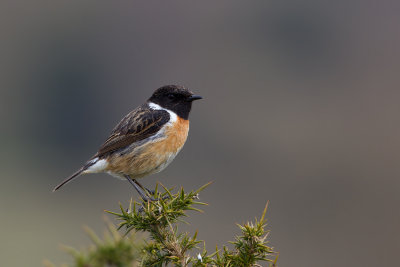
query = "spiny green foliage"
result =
(44, 219, 141, 267)
(108, 183, 277, 267)
(108, 183, 209, 234)
(107, 183, 209, 266)
(210, 203, 277, 267)
(47, 183, 277, 267)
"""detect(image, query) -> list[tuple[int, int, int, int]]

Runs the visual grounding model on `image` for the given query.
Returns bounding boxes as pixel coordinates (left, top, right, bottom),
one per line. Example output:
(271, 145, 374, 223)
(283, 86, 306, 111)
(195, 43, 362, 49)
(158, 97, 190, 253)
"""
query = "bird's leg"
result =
(124, 175, 155, 201)
(144, 187, 155, 195)
(132, 178, 156, 196)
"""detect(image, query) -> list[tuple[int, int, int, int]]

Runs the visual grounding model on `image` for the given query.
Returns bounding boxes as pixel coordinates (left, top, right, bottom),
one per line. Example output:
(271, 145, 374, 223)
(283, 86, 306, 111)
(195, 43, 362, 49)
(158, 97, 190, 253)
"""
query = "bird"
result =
(53, 85, 202, 200)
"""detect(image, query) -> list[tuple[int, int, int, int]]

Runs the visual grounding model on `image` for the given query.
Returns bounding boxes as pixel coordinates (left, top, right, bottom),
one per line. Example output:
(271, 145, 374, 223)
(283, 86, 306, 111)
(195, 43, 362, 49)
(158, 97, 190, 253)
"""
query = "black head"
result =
(148, 85, 202, 120)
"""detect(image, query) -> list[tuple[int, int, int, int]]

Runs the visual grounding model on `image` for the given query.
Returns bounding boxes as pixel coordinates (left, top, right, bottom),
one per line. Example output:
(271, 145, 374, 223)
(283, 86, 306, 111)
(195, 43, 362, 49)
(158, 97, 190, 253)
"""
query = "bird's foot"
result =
(144, 187, 155, 196)
(142, 190, 170, 202)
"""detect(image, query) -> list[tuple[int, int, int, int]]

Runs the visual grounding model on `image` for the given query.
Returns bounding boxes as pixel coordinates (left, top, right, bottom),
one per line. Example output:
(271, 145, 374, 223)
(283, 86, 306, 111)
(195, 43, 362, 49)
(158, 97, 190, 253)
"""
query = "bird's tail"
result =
(53, 161, 94, 192)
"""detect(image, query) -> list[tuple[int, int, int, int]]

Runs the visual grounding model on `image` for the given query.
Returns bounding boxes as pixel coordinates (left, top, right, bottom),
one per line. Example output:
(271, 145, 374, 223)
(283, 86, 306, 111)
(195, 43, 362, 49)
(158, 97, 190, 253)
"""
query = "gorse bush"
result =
(46, 183, 278, 267)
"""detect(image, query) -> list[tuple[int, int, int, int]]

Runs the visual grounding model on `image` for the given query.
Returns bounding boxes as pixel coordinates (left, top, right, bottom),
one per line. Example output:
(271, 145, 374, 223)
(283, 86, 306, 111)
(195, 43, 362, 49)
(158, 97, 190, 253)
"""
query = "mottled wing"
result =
(94, 104, 170, 158)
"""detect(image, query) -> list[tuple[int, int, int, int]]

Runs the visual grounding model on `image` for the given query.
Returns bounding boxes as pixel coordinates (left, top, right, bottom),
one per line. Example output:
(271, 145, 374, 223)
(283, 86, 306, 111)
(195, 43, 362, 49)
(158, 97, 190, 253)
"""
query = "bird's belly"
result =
(106, 118, 189, 178)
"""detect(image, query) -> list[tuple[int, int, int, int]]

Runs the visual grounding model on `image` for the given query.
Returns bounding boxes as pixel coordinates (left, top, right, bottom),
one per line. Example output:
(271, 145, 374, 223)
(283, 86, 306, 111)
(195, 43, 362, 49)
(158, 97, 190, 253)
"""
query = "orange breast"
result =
(163, 117, 190, 152)
(106, 117, 189, 178)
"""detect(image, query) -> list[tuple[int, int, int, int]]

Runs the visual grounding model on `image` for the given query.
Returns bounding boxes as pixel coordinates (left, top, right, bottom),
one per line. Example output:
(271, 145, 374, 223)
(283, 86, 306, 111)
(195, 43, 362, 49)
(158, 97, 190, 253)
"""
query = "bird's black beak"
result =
(187, 95, 203, 101)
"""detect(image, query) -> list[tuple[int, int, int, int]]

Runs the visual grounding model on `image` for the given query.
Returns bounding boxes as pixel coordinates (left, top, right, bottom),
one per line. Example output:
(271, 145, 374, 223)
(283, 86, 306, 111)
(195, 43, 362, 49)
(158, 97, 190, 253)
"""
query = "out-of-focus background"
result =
(1, 1, 400, 266)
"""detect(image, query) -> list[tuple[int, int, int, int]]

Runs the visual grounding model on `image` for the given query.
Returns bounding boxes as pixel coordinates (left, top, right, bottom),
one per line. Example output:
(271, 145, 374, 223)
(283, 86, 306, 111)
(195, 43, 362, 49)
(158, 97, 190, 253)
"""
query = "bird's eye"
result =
(167, 94, 176, 100)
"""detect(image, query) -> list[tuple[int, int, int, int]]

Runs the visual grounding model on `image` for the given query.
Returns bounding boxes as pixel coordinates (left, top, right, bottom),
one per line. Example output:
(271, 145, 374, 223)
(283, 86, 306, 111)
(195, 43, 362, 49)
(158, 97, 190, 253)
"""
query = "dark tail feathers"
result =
(53, 161, 94, 192)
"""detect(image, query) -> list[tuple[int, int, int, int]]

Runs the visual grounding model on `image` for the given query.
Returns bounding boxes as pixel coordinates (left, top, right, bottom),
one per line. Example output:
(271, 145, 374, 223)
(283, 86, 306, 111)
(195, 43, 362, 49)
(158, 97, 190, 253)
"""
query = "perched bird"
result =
(53, 85, 202, 200)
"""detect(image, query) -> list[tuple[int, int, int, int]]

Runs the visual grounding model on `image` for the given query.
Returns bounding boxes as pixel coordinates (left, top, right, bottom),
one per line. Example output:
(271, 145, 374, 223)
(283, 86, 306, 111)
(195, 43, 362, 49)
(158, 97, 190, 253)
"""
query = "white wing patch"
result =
(148, 102, 177, 123)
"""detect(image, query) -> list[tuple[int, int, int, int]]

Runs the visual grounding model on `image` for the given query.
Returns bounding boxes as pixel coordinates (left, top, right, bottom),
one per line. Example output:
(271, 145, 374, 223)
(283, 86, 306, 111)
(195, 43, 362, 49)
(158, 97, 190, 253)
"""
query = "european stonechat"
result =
(53, 85, 202, 200)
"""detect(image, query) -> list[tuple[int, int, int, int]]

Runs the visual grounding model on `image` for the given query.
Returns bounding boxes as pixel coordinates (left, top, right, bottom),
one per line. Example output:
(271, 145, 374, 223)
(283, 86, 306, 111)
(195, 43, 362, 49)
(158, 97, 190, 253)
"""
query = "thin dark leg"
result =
(125, 175, 155, 201)
(132, 178, 154, 195)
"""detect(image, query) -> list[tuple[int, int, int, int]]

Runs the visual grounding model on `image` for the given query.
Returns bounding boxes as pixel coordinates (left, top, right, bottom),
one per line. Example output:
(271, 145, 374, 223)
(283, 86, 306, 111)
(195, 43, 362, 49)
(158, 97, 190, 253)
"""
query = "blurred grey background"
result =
(1, 0, 400, 266)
